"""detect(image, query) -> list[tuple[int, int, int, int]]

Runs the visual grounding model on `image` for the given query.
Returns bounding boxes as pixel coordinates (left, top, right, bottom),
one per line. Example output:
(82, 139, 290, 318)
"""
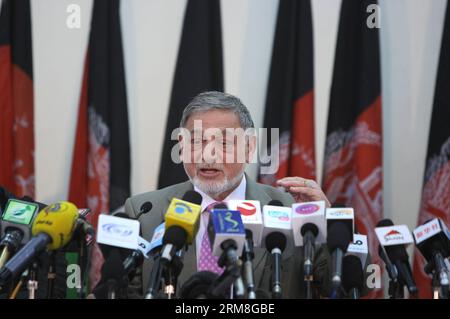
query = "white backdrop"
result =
(3, 0, 445, 234)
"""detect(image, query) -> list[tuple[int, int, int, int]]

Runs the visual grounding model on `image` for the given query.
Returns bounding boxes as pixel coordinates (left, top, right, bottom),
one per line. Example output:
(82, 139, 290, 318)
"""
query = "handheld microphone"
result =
(261, 200, 291, 299)
(92, 248, 127, 299)
(144, 222, 166, 299)
(413, 218, 450, 289)
(0, 198, 41, 267)
(161, 190, 202, 263)
(228, 200, 263, 247)
(375, 219, 418, 295)
(208, 209, 245, 262)
(342, 255, 364, 299)
(326, 207, 354, 293)
(0, 201, 79, 286)
(242, 229, 256, 299)
(261, 200, 293, 248)
(346, 234, 369, 269)
(291, 201, 327, 281)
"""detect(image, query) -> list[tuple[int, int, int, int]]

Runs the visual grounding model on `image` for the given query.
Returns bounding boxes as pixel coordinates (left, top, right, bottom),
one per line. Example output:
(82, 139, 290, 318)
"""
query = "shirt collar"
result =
(194, 174, 247, 212)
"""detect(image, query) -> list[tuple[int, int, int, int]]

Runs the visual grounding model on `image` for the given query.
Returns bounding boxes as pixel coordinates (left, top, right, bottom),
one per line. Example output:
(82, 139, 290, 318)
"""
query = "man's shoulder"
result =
(125, 180, 192, 217)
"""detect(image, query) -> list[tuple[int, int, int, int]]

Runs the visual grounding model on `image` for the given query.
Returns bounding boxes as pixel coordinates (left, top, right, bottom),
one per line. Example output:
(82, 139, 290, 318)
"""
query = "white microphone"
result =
(261, 201, 293, 249)
(291, 201, 327, 281)
(346, 234, 369, 269)
(227, 200, 263, 247)
(413, 218, 450, 289)
(261, 200, 292, 299)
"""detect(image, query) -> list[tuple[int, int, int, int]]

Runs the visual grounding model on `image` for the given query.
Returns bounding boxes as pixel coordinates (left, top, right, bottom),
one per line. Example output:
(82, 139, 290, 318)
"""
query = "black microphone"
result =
(118, 203, 155, 276)
(136, 201, 153, 219)
(242, 229, 256, 299)
(377, 219, 418, 295)
(413, 218, 450, 290)
(179, 271, 224, 299)
(301, 223, 319, 280)
(160, 226, 187, 264)
(265, 231, 286, 299)
(327, 222, 352, 293)
(92, 248, 127, 299)
(342, 255, 364, 299)
(378, 245, 399, 281)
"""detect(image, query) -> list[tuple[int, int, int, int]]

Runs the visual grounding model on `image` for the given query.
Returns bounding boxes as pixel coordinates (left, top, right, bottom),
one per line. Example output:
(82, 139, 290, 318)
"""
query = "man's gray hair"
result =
(180, 91, 255, 129)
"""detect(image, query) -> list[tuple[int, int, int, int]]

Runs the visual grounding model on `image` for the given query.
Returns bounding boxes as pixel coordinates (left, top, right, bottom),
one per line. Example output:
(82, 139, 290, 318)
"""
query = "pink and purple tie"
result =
(198, 202, 224, 274)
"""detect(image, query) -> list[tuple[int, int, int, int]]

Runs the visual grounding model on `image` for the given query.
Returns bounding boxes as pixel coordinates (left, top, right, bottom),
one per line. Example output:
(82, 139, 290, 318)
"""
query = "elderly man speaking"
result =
(124, 91, 332, 299)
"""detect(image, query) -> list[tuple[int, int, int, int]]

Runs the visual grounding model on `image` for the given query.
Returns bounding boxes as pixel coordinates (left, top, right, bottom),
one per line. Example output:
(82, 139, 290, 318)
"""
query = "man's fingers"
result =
(277, 177, 320, 190)
(288, 186, 331, 207)
(289, 186, 320, 197)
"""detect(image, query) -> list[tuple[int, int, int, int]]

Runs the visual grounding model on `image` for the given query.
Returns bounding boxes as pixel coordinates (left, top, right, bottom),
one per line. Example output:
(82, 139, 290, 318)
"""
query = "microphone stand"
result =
(163, 254, 184, 299)
(47, 252, 56, 299)
(27, 262, 39, 299)
(208, 244, 242, 298)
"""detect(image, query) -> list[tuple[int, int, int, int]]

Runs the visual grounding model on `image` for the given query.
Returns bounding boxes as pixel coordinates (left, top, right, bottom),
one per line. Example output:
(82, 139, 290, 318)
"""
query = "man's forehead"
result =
(184, 109, 241, 128)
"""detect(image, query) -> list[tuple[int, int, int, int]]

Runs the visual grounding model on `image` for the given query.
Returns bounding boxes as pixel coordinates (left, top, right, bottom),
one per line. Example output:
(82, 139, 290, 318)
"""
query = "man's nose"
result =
(203, 140, 223, 163)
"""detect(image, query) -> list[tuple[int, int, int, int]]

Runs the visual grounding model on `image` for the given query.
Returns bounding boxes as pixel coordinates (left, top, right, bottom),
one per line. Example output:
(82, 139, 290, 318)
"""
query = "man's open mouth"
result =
(198, 167, 222, 177)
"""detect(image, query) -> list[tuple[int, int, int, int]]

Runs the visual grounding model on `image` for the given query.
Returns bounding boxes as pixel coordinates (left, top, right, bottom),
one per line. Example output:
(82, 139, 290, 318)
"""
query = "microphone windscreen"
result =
(327, 222, 352, 252)
(342, 255, 364, 292)
(163, 225, 187, 249)
(267, 200, 283, 207)
(182, 190, 203, 205)
(140, 201, 153, 214)
(301, 223, 319, 237)
(265, 232, 287, 252)
(102, 249, 126, 280)
(377, 219, 394, 227)
(31, 201, 79, 250)
(213, 203, 228, 210)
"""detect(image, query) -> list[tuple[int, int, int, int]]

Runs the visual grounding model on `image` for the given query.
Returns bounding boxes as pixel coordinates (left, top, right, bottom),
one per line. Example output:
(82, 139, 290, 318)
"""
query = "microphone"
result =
(346, 234, 369, 270)
(161, 190, 202, 263)
(261, 200, 291, 299)
(92, 248, 127, 299)
(228, 200, 263, 247)
(342, 255, 364, 299)
(208, 208, 245, 262)
(0, 198, 41, 267)
(413, 218, 450, 289)
(265, 231, 286, 299)
(227, 200, 263, 299)
(0, 201, 79, 286)
(291, 201, 327, 281)
(144, 222, 166, 299)
(375, 219, 418, 295)
(180, 271, 224, 299)
(326, 207, 354, 293)
(136, 201, 153, 219)
(242, 229, 256, 299)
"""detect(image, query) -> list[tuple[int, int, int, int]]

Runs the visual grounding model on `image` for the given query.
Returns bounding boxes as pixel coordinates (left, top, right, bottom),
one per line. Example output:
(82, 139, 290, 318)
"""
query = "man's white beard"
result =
(187, 166, 245, 198)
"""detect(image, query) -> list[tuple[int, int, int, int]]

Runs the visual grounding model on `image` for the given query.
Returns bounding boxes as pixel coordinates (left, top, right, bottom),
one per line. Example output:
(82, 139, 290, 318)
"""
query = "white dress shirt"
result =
(193, 174, 247, 266)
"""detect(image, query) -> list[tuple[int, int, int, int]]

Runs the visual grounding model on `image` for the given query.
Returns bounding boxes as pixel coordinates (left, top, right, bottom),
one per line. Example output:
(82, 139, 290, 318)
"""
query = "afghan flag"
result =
(413, 0, 450, 299)
(158, 0, 224, 188)
(0, 0, 35, 198)
(322, 0, 383, 298)
(259, 0, 316, 185)
(68, 0, 131, 288)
